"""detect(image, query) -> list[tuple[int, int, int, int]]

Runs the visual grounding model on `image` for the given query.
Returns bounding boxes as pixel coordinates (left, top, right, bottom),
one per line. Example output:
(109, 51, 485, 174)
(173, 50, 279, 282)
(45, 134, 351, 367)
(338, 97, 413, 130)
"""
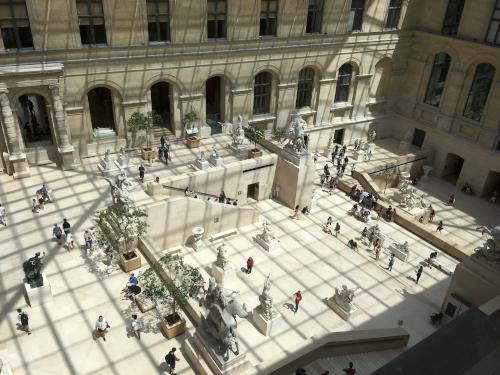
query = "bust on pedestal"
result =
(255, 220, 280, 252)
(252, 274, 282, 336)
(192, 226, 204, 250)
(327, 284, 359, 321)
(211, 243, 235, 285)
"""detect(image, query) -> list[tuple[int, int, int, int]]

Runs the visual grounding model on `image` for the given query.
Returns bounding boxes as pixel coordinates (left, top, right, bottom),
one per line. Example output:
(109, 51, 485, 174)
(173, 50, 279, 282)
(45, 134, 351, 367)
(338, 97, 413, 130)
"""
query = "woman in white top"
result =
(131, 314, 141, 340)
(65, 232, 75, 250)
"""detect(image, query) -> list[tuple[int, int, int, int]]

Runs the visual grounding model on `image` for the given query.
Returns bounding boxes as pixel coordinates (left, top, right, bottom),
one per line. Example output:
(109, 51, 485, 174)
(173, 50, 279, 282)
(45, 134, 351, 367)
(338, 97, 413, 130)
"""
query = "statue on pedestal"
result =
(230, 114, 245, 146)
(216, 243, 228, 270)
(104, 171, 133, 205)
(285, 114, 307, 154)
(259, 220, 277, 244)
(211, 145, 219, 159)
(368, 129, 377, 143)
(475, 226, 500, 263)
(394, 241, 410, 254)
(199, 151, 206, 162)
(333, 284, 358, 312)
(23, 252, 46, 288)
(258, 274, 276, 321)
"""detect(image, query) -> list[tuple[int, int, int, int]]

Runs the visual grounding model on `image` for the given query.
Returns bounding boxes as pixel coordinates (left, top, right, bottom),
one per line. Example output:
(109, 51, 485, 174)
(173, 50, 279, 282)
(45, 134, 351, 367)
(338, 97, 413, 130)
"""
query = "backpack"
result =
(165, 353, 175, 365)
(20, 312, 28, 325)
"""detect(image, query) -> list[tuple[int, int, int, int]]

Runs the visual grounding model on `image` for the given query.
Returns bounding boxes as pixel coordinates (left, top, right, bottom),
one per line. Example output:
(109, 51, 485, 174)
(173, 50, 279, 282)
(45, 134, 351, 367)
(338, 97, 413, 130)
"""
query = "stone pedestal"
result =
(252, 308, 282, 336)
(10, 153, 30, 178)
(353, 150, 364, 162)
(192, 226, 204, 250)
(422, 165, 433, 181)
(24, 273, 53, 306)
(211, 263, 235, 285)
(327, 298, 359, 321)
(255, 236, 280, 252)
(115, 153, 131, 170)
(58, 146, 79, 171)
(388, 243, 410, 262)
(229, 144, 247, 156)
(97, 158, 120, 176)
(194, 159, 210, 170)
(209, 156, 224, 167)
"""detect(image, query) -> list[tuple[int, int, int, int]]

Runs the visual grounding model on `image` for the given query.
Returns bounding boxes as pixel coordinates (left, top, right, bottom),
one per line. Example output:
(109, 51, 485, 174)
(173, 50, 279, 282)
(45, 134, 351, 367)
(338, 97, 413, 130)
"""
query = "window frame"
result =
(423, 53, 452, 107)
(207, 0, 227, 40)
(253, 72, 273, 115)
(334, 64, 353, 103)
(462, 63, 496, 122)
(384, 0, 402, 30)
(486, 0, 500, 45)
(305, 0, 323, 34)
(441, 0, 465, 37)
(259, 0, 278, 37)
(348, 0, 365, 33)
(76, 0, 107, 47)
(147, 0, 170, 43)
(296, 67, 315, 109)
(0, 0, 34, 50)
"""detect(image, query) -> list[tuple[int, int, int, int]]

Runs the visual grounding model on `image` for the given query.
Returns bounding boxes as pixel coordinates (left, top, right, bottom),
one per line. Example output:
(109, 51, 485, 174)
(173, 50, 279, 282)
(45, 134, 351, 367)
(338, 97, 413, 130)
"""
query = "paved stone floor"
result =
(0, 136, 493, 374)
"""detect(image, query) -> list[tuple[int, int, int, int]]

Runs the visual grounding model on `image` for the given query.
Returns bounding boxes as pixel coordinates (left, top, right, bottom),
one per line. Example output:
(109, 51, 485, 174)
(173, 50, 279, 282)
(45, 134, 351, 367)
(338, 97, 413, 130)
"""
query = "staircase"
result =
(152, 127, 180, 145)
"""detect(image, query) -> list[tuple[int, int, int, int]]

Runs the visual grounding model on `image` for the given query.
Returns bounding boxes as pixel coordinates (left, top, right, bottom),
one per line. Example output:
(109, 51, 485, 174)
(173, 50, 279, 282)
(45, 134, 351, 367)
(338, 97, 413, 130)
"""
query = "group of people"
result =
(32, 184, 52, 213)
(183, 188, 239, 206)
(157, 136, 172, 164)
(52, 219, 94, 252)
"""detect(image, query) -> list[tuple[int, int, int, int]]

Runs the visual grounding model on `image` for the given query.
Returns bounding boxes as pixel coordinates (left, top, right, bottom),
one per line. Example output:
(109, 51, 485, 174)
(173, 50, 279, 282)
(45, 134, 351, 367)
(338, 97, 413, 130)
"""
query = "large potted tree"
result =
(127, 111, 161, 159)
(183, 107, 200, 149)
(244, 125, 265, 158)
(93, 201, 148, 272)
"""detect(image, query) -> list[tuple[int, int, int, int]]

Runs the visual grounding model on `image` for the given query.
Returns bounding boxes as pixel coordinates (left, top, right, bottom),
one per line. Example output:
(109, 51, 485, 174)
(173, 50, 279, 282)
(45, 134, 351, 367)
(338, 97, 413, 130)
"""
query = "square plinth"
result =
(252, 308, 282, 336)
(195, 159, 210, 170)
(255, 236, 280, 252)
(24, 273, 53, 307)
(211, 263, 235, 285)
(209, 157, 224, 167)
(327, 298, 359, 321)
(388, 244, 410, 262)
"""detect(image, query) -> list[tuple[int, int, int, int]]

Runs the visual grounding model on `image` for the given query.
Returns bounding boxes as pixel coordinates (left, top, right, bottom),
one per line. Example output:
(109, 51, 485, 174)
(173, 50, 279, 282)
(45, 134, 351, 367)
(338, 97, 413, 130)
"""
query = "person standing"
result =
(387, 254, 395, 272)
(62, 219, 71, 236)
(246, 257, 254, 274)
(65, 232, 75, 251)
(343, 361, 356, 375)
(17, 309, 31, 335)
(334, 222, 340, 238)
(294, 291, 302, 313)
(53, 224, 63, 244)
(139, 164, 145, 183)
(436, 220, 444, 233)
(95, 315, 109, 341)
(160, 136, 165, 148)
(391, 208, 397, 222)
(416, 266, 423, 284)
(165, 347, 180, 375)
(0, 203, 6, 226)
(313, 152, 319, 164)
(375, 243, 381, 260)
(131, 314, 141, 340)
(429, 208, 436, 222)
(292, 205, 300, 219)
(84, 230, 93, 252)
(32, 198, 39, 213)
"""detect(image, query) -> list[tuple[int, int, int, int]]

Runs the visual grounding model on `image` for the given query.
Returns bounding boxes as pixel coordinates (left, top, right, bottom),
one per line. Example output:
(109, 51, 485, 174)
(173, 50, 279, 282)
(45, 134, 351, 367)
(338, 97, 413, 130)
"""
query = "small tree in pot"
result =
(244, 125, 265, 158)
(183, 107, 200, 148)
(127, 111, 161, 157)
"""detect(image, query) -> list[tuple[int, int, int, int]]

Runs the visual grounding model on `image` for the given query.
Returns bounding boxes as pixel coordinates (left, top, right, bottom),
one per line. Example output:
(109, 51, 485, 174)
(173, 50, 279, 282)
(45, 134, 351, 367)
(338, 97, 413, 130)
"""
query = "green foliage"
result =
(93, 202, 148, 255)
(244, 125, 265, 150)
(271, 127, 288, 144)
(127, 111, 161, 148)
(378, 162, 401, 193)
(182, 107, 199, 130)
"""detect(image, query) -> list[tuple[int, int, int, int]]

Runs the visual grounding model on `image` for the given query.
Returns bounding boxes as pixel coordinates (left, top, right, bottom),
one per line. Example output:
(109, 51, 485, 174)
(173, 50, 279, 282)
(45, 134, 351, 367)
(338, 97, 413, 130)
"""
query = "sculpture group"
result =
(285, 114, 307, 155)
(23, 252, 45, 288)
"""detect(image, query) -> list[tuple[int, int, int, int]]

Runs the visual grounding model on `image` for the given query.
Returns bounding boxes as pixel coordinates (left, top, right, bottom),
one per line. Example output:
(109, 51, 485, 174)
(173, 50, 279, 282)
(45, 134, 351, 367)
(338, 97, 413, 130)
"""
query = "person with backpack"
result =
(53, 224, 63, 245)
(62, 219, 71, 236)
(17, 309, 31, 335)
(165, 347, 180, 374)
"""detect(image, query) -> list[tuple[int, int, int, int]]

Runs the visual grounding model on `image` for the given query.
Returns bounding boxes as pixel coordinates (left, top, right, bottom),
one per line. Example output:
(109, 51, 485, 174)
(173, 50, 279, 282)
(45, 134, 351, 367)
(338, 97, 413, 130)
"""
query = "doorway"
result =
(443, 153, 464, 185)
(482, 170, 500, 197)
(205, 76, 223, 135)
(16, 94, 52, 148)
(333, 128, 345, 144)
(151, 82, 172, 131)
(247, 183, 259, 200)
(88, 87, 116, 131)
(412, 128, 426, 147)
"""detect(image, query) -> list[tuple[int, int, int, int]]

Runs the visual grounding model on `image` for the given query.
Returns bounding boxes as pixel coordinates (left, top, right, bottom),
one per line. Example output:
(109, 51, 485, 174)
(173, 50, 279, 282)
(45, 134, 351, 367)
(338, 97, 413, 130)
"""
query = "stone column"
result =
(276, 82, 297, 129)
(50, 84, 78, 170)
(0, 91, 30, 178)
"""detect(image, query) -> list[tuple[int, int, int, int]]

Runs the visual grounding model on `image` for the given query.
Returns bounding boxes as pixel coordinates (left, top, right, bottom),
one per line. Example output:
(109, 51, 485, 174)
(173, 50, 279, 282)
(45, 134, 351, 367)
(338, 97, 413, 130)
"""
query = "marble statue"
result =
(211, 145, 219, 159)
(259, 220, 277, 244)
(230, 114, 245, 146)
(333, 284, 358, 312)
(199, 151, 206, 162)
(400, 188, 427, 210)
(474, 225, 500, 263)
(216, 243, 228, 270)
(368, 129, 377, 143)
(104, 149, 111, 162)
(285, 114, 307, 154)
(103, 171, 133, 205)
(394, 241, 410, 254)
(258, 274, 276, 321)
(204, 278, 248, 361)
(23, 252, 46, 288)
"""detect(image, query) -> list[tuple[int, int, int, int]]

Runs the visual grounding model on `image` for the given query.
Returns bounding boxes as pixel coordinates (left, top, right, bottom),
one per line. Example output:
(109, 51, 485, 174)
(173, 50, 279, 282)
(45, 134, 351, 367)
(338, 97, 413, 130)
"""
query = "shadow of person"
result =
(283, 302, 294, 311)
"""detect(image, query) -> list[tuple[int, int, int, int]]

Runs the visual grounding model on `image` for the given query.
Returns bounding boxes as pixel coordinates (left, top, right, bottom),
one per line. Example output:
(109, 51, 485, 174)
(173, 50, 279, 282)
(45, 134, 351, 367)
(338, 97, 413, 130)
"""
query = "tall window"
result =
(441, 0, 465, 36)
(306, 0, 323, 34)
(0, 0, 33, 49)
(385, 0, 402, 30)
(207, 0, 226, 39)
(147, 0, 170, 42)
(77, 0, 107, 46)
(334, 64, 353, 103)
(486, 0, 500, 45)
(463, 63, 496, 122)
(254, 72, 272, 115)
(260, 0, 278, 37)
(348, 0, 365, 32)
(296, 68, 315, 108)
(424, 53, 451, 107)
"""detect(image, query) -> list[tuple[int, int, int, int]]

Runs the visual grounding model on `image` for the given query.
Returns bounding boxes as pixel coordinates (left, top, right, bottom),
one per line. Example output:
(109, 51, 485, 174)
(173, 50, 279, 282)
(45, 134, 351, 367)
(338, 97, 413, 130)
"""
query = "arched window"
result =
(424, 53, 451, 107)
(296, 68, 315, 108)
(334, 64, 353, 103)
(253, 72, 273, 115)
(463, 63, 495, 121)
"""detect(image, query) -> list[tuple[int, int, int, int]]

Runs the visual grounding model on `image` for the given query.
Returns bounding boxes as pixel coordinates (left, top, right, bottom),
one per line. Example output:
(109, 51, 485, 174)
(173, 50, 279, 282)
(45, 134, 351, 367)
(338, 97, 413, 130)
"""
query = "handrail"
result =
(161, 184, 236, 201)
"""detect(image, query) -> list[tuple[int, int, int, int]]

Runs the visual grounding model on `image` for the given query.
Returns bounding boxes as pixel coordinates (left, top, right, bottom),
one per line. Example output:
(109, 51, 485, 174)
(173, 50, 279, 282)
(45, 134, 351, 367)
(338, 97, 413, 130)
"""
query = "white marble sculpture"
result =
(389, 240, 411, 262)
(252, 274, 282, 336)
(258, 274, 276, 320)
(211, 145, 219, 159)
(212, 242, 235, 284)
(216, 243, 228, 270)
(285, 114, 307, 155)
(327, 284, 359, 321)
(474, 225, 500, 263)
(255, 220, 280, 252)
(230, 114, 245, 147)
(103, 171, 133, 205)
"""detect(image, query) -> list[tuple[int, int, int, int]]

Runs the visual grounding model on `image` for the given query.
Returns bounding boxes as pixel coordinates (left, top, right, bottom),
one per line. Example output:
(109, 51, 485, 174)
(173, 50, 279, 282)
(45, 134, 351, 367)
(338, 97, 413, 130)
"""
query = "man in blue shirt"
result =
(128, 273, 138, 286)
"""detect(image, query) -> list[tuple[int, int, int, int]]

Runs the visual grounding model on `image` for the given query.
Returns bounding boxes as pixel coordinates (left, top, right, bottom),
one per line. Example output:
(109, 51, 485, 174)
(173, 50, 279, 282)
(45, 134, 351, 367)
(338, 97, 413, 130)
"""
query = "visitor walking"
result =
(131, 314, 141, 340)
(436, 220, 444, 233)
(343, 361, 356, 375)
(32, 198, 39, 213)
(246, 257, 254, 274)
(0, 203, 6, 226)
(375, 242, 381, 260)
(429, 208, 436, 222)
(95, 315, 109, 341)
(37, 190, 44, 210)
(62, 219, 71, 236)
(387, 254, 395, 272)
(416, 266, 423, 284)
(84, 230, 93, 252)
(334, 222, 340, 237)
(17, 309, 31, 335)
(139, 164, 145, 183)
(294, 291, 302, 313)
(313, 152, 319, 164)
(165, 347, 180, 375)
(53, 224, 63, 244)
(447, 194, 455, 206)
(292, 205, 300, 219)
(391, 208, 397, 222)
(64, 232, 75, 251)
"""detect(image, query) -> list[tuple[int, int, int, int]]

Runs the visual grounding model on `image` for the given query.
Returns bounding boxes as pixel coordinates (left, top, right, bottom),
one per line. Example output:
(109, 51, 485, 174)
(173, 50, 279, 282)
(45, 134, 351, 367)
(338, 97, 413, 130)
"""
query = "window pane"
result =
(94, 24, 106, 44)
(90, 3, 103, 16)
(79, 25, 92, 44)
(424, 53, 451, 106)
(158, 2, 168, 14)
(148, 22, 158, 41)
(463, 63, 495, 121)
(18, 26, 33, 47)
(441, 0, 465, 36)
(1, 28, 16, 49)
(207, 20, 216, 38)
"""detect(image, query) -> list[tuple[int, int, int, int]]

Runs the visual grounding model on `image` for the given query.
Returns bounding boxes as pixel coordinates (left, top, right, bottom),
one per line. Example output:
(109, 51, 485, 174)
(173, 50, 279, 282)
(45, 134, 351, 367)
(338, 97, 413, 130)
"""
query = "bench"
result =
(161, 246, 183, 256)
(429, 258, 453, 275)
(209, 228, 238, 242)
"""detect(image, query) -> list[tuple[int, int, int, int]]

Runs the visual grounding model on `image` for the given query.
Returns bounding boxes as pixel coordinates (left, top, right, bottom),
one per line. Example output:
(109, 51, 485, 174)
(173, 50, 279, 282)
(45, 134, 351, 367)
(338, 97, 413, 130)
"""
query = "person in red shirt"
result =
(343, 361, 356, 375)
(246, 257, 254, 274)
(294, 291, 302, 313)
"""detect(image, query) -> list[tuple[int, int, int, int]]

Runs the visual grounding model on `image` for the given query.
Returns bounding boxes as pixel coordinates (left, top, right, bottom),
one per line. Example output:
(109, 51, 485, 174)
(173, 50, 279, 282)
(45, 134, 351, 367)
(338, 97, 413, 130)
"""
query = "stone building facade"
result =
(0, 0, 498, 195)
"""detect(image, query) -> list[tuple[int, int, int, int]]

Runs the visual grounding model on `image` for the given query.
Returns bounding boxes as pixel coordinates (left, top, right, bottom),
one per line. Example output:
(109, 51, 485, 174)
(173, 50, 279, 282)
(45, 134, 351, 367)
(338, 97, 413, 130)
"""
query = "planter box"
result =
(119, 250, 141, 272)
(248, 149, 263, 159)
(134, 294, 156, 313)
(142, 148, 157, 160)
(160, 313, 186, 339)
(186, 137, 200, 149)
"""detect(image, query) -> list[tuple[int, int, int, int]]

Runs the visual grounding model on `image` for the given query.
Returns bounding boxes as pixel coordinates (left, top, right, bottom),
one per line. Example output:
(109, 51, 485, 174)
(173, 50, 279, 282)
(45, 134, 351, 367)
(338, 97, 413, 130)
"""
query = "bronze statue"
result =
(23, 252, 46, 288)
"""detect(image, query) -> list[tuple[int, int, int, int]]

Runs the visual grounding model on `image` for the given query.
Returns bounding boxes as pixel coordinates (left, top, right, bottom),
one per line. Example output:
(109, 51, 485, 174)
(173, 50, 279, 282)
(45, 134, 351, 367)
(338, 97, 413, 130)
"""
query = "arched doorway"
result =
(87, 87, 116, 132)
(16, 94, 52, 148)
(443, 153, 464, 185)
(150, 82, 173, 132)
(205, 76, 224, 134)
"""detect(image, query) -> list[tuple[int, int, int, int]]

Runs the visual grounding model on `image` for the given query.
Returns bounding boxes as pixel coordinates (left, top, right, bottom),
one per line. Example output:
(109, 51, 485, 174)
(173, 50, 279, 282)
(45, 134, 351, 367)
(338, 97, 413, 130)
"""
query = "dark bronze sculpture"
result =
(23, 252, 45, 288)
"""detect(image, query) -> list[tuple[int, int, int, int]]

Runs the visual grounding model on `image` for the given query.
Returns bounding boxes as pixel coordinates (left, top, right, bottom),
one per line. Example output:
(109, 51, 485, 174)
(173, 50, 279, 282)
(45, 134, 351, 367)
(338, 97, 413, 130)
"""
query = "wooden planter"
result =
(142, 148, 157, 160)
(119, 250, 141, 272)
(186, 137, 200, 149)
(134, 294, 157, 313)
(160, 313, 186, 339)
(248, 149, 263, 159)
